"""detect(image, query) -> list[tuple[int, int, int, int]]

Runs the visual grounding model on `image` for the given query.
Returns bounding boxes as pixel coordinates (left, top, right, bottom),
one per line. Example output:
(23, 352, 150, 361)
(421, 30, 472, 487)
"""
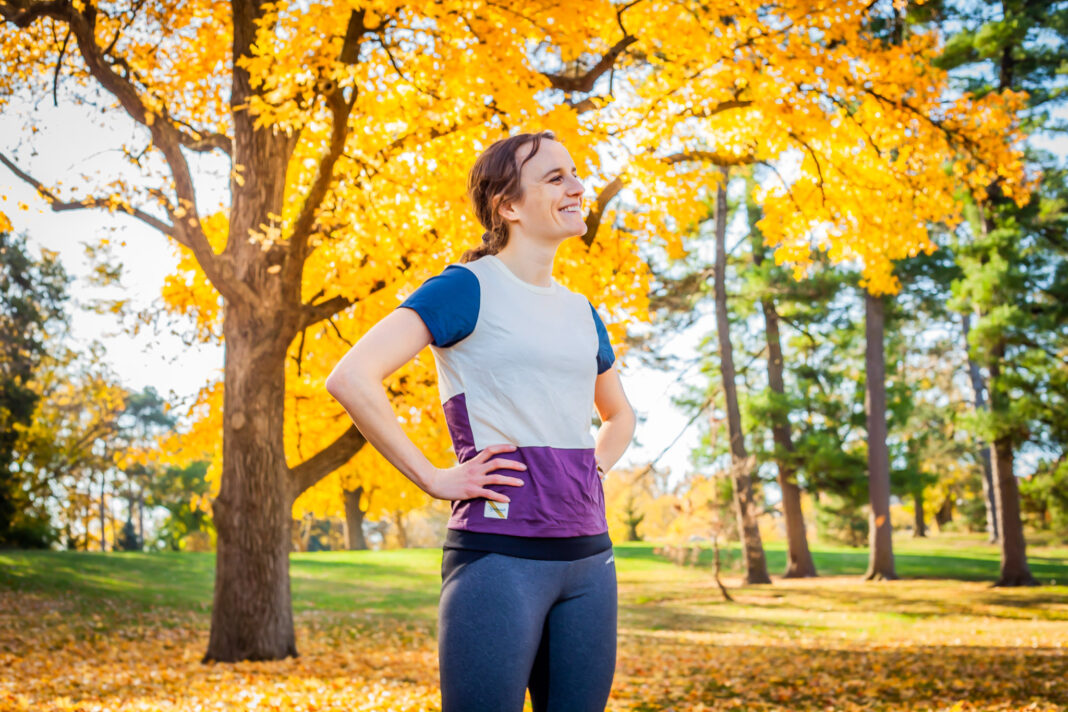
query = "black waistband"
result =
(443, 528, 613, 561)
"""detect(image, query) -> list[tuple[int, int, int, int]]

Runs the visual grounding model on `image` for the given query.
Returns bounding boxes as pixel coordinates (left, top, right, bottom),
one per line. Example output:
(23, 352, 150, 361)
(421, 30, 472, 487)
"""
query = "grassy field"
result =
(1, 533, 1066, 711)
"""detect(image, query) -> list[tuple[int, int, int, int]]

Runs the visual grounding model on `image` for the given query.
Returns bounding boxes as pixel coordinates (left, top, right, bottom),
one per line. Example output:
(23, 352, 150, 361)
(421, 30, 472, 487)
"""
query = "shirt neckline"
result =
(483, 254, 558, 295)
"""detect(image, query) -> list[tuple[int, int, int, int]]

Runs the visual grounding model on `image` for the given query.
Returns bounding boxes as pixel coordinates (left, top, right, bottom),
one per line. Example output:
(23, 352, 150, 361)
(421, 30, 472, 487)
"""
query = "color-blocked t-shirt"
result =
(398, 254, 615, 558)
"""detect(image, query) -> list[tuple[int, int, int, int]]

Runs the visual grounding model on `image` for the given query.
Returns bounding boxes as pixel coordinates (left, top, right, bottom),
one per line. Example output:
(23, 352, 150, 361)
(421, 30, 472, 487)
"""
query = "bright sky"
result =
(2, 100, 708, 487)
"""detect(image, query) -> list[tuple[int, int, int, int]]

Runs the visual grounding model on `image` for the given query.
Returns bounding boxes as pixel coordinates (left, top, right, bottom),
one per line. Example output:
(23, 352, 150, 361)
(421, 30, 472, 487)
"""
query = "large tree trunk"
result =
(747, 178, 816, 578)
(343, 486, 368, 550)
(961, 312, 999, 542)
(988, 353, 1037, 586)
(863, 291, 897, 581)
(712, 166, 771, 585)
(202, 0, 312, 663)
(205, 300, 297, 661)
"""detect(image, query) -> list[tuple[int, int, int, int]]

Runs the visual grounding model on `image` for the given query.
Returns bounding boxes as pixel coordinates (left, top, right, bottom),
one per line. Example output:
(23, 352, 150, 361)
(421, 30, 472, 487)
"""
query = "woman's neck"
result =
(494, 240, 558, 289)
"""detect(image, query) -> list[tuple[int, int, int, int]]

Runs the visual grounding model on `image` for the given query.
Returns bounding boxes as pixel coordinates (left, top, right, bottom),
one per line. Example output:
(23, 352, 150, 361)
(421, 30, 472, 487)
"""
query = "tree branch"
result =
(286, 11, 376, 291)
(686, 99, 753, 118)
(300, 294, 355, 331)
(0, 151, 178, 239)
(289, 424, 367, 500)
(788, 132, 827, 205)
(542, 35, 638, 93)
(1, 0, 250, 306)
(583, 175, 624, 248)
(664, 149, 756, 167)
(173, 124, 233, 155)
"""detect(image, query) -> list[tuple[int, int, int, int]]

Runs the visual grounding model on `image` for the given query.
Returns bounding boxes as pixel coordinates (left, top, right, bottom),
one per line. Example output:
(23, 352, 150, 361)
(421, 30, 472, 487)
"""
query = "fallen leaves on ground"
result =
(1, 575, 1066, 711)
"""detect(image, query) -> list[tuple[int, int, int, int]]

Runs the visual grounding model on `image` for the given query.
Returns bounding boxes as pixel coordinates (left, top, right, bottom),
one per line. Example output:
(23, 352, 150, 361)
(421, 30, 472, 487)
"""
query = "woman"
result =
(325, 130, 636, 712)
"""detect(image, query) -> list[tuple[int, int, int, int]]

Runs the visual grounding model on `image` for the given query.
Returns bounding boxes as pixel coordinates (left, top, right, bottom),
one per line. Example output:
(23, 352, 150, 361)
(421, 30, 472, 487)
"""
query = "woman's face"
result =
(500, 139, 587, 241)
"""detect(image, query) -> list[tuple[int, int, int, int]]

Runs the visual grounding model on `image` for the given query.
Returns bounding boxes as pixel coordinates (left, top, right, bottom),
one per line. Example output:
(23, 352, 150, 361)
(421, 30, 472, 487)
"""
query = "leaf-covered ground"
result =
(1, 537, 1066, 711)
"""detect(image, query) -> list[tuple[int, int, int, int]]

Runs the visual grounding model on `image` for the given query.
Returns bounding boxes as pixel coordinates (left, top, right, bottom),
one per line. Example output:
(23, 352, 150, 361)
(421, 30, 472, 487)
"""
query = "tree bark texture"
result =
(343, 486, 368, 550)
(748, 183, 816, 578)
(713, 166, 771, 585)
(205, 298, 298, 662)
(961, 311, 999, 542)
(988, 353, 1037, 587)
(864, 291, 897, 580)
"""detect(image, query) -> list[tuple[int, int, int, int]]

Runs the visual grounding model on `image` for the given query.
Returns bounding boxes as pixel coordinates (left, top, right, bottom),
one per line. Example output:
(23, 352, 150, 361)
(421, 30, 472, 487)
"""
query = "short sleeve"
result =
(398, 265, 480, 347)
(588, 301, 616, 374)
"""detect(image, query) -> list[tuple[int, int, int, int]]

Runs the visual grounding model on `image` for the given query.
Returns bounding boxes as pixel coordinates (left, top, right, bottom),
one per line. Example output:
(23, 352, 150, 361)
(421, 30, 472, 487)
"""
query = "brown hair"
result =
(459, 130, 556, 263)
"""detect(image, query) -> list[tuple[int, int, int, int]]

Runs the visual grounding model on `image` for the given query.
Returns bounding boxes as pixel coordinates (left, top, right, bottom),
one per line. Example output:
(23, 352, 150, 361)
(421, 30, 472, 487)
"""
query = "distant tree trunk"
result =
(299, 514, 314, 552)
(99, 470, 107, 552)
(988, 351, 1037, 586)
(392, 510, 409, 549)
(621, 486, 645, 542)
(623, 501, 644, 542)
(137, 489, 144, 549)
(711, 534, 733, 602)
(912, 489, 927, 538)
(864, 291, 897, 580)
(961, 311, 999, 542)
(983, 30, 1032, 587)
(935, 497, 953, 530)
(747, 179, 816, 578)
(712, 165, 771, 585)
(343, 485, 368, 550)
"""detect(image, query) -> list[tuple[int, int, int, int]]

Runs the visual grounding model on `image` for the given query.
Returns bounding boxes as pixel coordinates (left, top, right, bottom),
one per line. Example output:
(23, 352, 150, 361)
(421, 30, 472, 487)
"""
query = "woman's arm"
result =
(592, 363, 636, 473)
(325, 307, 526, 503)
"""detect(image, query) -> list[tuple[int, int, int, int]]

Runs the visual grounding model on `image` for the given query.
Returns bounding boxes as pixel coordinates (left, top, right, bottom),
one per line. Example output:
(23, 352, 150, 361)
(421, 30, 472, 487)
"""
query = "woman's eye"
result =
(551, 176, 563, 182)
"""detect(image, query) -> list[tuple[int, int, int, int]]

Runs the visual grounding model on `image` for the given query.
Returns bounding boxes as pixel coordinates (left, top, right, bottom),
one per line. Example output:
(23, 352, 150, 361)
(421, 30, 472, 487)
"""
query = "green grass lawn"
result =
(1, 533, 1065, 620)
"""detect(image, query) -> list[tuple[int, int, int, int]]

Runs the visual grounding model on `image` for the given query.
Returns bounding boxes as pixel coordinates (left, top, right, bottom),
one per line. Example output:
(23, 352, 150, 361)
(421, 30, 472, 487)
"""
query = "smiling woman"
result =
(325, 130, 636, 712)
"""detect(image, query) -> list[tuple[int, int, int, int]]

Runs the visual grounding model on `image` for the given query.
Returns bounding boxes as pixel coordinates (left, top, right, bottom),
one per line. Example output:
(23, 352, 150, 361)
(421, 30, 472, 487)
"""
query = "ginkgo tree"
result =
(0, 0, 656, 663)
(0, 0, 1028, 663)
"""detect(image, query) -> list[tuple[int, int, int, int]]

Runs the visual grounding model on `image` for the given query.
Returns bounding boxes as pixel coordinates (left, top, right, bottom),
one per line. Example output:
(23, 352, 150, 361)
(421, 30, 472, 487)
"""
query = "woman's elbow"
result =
(604, 403, 637, 432)
(325, 359, 375, 404)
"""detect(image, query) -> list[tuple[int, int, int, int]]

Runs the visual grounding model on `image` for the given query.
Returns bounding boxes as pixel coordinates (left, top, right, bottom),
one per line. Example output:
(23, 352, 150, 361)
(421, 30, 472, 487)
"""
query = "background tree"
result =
(932, 0, 1068, 585)
(0, 227, 69, 547)
(146, 460, 216, 551)
(744, 171, 817, 577)
(712, 166, 771, 584)
(14, 341, 128, 550)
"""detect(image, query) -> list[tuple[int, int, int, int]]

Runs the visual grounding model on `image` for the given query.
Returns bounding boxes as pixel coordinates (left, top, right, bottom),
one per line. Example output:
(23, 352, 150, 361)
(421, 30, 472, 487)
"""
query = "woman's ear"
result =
(495, 193, 519, 224)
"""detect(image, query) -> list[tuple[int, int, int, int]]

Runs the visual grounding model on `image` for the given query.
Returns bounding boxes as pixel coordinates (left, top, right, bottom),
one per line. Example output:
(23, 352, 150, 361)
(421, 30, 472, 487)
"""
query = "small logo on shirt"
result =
(605, 554, 614, 565)
(484, 501, 509, 519)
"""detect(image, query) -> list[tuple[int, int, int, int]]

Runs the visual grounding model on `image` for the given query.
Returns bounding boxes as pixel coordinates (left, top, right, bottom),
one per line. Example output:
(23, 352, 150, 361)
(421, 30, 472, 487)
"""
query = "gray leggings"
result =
(438, 547, 618, 712)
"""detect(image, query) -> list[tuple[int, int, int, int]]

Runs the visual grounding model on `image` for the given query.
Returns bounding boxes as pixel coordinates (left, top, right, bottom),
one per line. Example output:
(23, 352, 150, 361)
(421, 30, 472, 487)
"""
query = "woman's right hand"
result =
(425, 443, 527, 503)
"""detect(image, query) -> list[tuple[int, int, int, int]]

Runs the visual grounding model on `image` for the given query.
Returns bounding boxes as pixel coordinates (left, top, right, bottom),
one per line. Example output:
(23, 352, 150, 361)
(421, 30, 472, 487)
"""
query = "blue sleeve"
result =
(398, 265, 480, 347)
(588, 301, 616, 374)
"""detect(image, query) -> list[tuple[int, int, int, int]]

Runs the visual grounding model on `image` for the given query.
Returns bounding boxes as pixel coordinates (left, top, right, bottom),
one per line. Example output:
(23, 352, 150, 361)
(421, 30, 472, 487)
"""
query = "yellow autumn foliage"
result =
(0, 0, 1029, 535)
